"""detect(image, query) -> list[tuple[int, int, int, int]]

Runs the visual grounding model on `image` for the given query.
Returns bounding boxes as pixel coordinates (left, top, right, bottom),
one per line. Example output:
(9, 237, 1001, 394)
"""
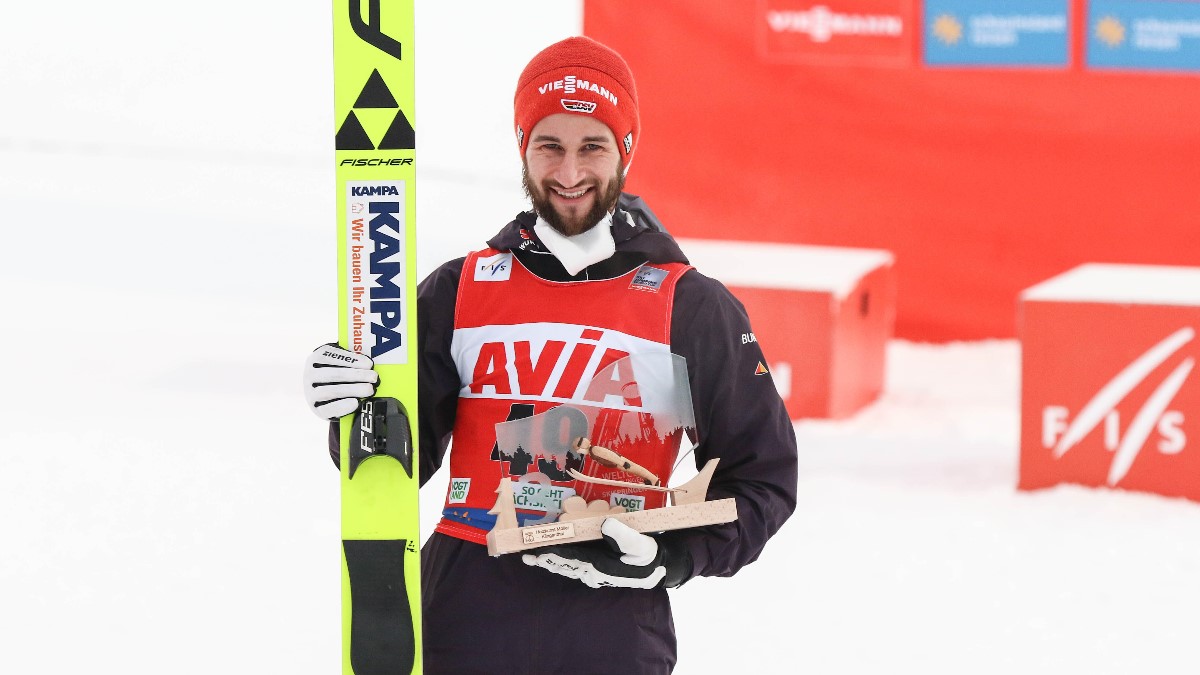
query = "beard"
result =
(522, 162, 625, 237)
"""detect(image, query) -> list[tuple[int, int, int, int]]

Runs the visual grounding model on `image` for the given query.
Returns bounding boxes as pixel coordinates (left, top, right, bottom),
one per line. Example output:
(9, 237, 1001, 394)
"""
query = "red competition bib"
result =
(436, 249, 693, 544)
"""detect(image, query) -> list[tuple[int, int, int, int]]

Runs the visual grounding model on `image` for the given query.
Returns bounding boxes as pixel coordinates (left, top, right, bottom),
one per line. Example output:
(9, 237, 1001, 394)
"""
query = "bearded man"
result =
(306, 36, 797, 674)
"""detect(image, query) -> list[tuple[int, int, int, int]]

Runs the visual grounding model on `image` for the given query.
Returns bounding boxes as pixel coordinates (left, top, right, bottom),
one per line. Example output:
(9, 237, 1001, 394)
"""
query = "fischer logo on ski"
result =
(350, 0, 403, 60)
(336, 70, 416, 151)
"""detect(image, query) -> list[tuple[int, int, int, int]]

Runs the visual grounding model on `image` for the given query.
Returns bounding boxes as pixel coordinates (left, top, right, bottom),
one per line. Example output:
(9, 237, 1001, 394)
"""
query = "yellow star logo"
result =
(932, 14, 963, 45)
(1095, 16, 1125, 47)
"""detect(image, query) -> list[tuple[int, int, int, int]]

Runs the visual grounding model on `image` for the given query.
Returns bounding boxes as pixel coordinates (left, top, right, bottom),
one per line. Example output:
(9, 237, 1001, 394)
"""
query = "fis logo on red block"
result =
(1028, 327, 1198, 495)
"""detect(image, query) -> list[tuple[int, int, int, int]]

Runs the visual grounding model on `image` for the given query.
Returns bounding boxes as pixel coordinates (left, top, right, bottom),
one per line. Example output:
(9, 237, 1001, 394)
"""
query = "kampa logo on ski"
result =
(364, 200, 405, 360)
(351, 185, 400, 197)
(1041, 327, 1195, 486)
(346, 181, 408, 364)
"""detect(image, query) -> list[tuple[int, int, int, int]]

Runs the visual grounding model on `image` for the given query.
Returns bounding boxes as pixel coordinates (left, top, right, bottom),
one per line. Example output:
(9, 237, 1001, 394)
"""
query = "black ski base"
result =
(343, 538, 415, 674)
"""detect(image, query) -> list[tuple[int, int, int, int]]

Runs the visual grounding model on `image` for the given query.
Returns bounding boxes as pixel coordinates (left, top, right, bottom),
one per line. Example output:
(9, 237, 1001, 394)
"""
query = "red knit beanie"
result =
(514, 36, 640, 165)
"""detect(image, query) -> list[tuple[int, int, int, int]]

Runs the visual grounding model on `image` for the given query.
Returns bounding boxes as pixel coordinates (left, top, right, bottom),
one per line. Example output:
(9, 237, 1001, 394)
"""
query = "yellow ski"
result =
(333, 0, 420, 672)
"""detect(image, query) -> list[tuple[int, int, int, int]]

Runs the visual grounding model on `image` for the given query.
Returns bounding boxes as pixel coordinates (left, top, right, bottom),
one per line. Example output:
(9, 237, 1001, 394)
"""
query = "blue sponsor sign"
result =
(924, 0, 1070, 67)
(1088, 0, 1200, 73)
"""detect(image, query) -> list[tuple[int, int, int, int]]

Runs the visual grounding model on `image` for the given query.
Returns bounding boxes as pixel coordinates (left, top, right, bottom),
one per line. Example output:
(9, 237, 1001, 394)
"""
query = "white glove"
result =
(522, 518, 683, 590)
(303, 343, 379, 419)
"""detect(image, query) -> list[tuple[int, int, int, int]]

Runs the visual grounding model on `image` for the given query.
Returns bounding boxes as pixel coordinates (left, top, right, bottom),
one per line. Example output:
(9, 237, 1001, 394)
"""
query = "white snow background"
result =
(2, 2, 1198, 673)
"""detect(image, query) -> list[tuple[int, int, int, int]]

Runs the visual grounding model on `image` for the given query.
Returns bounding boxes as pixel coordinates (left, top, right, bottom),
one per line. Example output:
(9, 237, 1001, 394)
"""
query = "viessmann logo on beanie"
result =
(514, 36, 640, 164)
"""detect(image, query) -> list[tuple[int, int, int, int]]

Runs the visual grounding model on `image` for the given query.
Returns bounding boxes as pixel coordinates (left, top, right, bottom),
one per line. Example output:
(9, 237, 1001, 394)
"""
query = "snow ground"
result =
(2, 2, 1199, 673)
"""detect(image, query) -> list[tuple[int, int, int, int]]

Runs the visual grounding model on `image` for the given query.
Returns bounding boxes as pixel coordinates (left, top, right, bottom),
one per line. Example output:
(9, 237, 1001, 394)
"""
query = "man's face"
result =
(522, 113, 624, 237)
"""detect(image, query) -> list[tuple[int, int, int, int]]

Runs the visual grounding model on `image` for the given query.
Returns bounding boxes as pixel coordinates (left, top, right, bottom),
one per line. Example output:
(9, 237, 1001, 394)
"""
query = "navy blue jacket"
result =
(332, 195, 798, 673)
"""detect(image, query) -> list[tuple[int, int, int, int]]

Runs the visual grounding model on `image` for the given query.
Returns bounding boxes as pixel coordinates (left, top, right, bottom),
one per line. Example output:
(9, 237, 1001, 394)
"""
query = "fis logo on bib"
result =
(475, 252, 513, 281)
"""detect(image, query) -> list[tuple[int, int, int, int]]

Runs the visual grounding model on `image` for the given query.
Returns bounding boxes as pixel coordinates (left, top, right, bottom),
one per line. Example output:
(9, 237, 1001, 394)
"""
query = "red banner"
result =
(585, 0, 1200, 339)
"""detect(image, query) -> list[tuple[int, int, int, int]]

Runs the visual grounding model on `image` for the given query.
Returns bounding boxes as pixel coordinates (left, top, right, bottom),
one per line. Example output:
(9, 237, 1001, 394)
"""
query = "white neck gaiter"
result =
(533, 212, 617, 276)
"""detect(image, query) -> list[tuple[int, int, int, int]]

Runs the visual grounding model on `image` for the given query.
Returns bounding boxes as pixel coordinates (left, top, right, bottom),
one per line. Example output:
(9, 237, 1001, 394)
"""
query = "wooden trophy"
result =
(485, 436, 737, 556)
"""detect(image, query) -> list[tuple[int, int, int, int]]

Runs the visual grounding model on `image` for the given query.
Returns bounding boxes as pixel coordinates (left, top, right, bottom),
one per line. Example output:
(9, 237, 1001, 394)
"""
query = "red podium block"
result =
(1019, 263, 1200, 501)
(679, 239, 895, 419)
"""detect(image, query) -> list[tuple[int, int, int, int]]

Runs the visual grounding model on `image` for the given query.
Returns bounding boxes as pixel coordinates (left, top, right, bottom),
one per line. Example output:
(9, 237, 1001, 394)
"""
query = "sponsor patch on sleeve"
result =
(448, 478, 471, 504)
(755, 361, 770, 375)
(629, 265, 669, 293)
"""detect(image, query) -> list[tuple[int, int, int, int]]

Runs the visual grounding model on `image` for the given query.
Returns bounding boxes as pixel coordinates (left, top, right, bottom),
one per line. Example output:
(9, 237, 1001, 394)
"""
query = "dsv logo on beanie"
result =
(561, 99, 598, 114)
